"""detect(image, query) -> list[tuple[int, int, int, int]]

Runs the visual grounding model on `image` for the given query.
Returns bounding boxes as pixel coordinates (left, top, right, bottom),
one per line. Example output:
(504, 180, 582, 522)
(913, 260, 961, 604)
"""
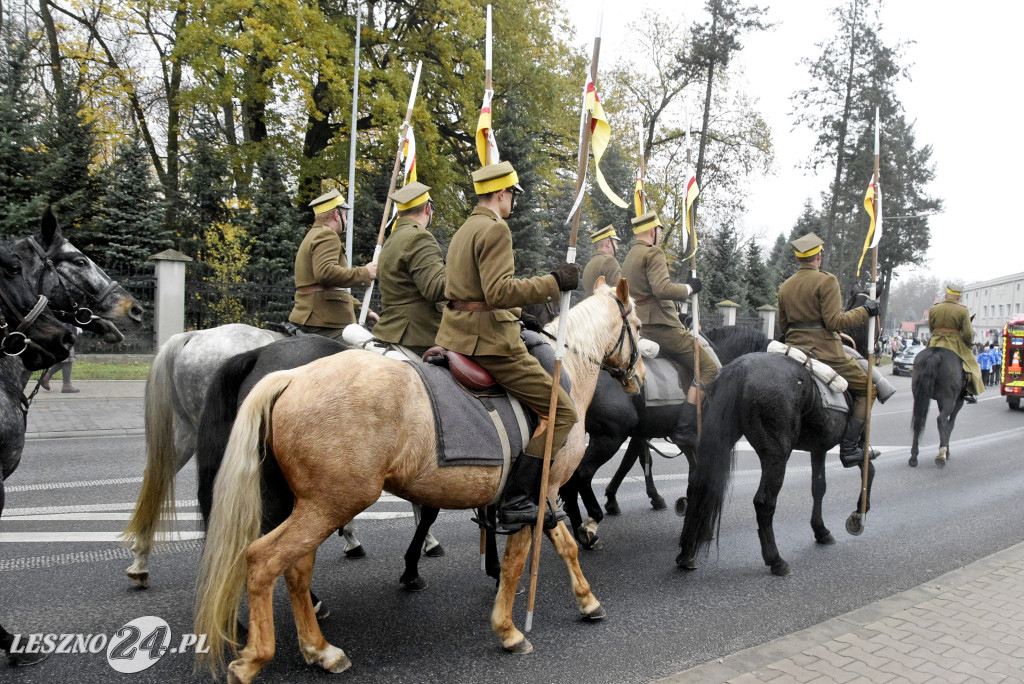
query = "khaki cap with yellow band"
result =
(309, 188, 349, 214)
(630, 211, 662, 234)
(589, 225, 620, 243)
(472, 161, 520, 194)
(946, 283, 963, 297)
(389, 181, 432, 212)
(791, 232, 824, 258)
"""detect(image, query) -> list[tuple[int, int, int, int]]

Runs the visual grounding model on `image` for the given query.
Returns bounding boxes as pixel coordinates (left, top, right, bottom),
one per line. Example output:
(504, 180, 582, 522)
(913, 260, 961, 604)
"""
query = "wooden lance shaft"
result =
(858, 148, 881, 519)
(525, 20, 601, 634)
(685, 124, 702, 442)
(480, 3, 493, 571)
(358, 61, 422, 325)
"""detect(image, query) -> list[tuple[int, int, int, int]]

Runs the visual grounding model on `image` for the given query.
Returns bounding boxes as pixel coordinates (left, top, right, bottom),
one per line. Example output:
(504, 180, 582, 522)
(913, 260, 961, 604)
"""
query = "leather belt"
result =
(296, 284, 348, 294)
(934, 327, 959, 333)
(633, 296, 657, 306)
(789, 321, 825, 329)
(448, 300, 495, 312)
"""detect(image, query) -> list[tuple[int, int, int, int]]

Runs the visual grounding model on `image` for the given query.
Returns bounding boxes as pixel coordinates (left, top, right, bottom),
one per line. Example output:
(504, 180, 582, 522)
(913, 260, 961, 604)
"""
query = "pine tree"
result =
(248, 153, 304, 283)
(0, 35, 46, 238)
(179, 113, 233, 259)
(38, 92, 101, 232)
(700, 221, 746, 321)
(743, 240, 773, 310)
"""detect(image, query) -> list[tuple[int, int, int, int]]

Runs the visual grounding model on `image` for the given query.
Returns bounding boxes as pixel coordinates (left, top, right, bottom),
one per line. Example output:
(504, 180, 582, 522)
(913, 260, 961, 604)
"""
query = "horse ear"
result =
(594, 275, 606, 291)
(616, 277, 629, 304)
(40, 206, 61, 247)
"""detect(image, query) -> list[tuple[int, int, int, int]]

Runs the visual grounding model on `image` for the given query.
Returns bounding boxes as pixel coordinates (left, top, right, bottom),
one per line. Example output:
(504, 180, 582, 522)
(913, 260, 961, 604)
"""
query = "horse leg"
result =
(285, 551, 350, 674)
(338, 524, 365, 558)
(491, 527, 534, 653)
(484, 507, 501, 582)
(545, 520, 604, 620)
(400, 505, 440, 591)
(604, 437, 635, 516)
(415, 504, 444, 556)
(639, 440, 667, 510)
(558, 473, 591, 548)
(809, 450, 834, 544)
(851, 460, 876, 515)
(575, 469, 605, 550)
(935, 397, 963, 467)
(753, 459, 790, 576)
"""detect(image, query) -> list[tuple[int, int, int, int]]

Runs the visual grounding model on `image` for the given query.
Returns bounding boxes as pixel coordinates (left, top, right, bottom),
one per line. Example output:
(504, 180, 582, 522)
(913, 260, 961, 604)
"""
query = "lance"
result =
(358, 61, 423, 325)
(636, 119, 646, 215)
(345, 0, 363, 271)
(685, 108, 702, 441)
(480, 3, 493, 573)
(524, 8, 603, 634)
(851, 107, 882, 535)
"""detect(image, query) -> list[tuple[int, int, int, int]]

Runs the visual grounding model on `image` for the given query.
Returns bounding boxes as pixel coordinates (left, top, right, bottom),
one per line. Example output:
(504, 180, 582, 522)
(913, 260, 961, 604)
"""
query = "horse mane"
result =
(703, 325, 770, 364)
(544, 285, 629, 381)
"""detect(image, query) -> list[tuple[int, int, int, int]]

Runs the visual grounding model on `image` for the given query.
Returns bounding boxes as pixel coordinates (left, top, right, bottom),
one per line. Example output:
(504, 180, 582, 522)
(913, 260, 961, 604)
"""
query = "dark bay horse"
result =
(909, 347, 967, 468)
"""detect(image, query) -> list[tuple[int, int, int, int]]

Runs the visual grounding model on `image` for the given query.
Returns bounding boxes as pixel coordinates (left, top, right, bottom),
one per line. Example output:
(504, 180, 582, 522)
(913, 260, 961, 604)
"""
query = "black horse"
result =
(560, 325, 771, 549)
(909, 347, 966, 468)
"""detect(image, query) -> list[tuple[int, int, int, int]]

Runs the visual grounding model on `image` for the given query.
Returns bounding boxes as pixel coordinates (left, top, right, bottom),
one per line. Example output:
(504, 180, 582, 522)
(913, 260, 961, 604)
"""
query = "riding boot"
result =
(60, 361, 80, 393)
(498, 454, 566, 532)
(839, 417, 869, 468)
(669, 402, 699, 450)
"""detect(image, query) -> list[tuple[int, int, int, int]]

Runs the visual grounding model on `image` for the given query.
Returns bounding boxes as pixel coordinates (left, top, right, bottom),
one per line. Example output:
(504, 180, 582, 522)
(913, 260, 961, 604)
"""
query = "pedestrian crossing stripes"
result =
(6, 476, 144, 493)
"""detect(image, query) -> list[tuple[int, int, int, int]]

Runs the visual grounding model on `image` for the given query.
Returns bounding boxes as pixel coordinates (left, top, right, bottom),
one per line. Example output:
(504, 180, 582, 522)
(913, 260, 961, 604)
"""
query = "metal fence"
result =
(76, 272, 157, 354)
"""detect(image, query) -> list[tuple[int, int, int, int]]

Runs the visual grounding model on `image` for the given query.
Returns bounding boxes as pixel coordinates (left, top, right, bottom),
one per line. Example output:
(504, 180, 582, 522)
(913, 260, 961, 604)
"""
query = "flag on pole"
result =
(475, 90, 501, 166)
(857, 180, 882, 275)
(681, 166, 699, 259)
(401, 125, 417, 184)
(584, 77, 629, 209)
(634, 174, 644, 217)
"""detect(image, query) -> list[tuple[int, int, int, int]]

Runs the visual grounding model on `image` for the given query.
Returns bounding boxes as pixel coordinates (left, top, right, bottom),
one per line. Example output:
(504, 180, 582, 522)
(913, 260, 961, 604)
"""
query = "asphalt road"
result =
(2, 372, 1022, 683)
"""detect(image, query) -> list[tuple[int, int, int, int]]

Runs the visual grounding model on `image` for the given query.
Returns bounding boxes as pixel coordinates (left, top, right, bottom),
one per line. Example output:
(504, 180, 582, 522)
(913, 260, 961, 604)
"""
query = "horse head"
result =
(600, 277, 646, 394)
(13, 206, 145, 344)
(842, 280, 881, 355)
(0, 242, 73, 370)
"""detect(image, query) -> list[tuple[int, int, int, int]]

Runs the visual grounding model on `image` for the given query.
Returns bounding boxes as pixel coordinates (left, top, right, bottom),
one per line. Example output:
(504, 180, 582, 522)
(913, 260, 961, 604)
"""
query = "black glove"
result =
(519, 312, 543, 333)
(862, 298, 880, 317)
(550, 262, 581, 292)
(685, 274, 702, 296)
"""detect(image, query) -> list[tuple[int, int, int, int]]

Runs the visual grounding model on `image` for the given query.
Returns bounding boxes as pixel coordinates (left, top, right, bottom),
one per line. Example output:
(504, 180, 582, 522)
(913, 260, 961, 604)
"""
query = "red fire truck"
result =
(1001, 316, 1024, 410)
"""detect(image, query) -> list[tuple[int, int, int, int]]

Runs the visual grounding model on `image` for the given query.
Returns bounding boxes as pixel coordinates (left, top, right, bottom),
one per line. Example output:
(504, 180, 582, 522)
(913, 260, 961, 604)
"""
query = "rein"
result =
(541, 294, 641, 386)
(25, 236, 112, 326)
(0, 289, 49, 357)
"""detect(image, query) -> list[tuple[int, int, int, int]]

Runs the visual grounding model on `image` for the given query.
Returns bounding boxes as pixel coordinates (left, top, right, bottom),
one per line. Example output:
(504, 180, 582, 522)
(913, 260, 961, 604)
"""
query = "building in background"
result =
(962, 272, 1024, 345)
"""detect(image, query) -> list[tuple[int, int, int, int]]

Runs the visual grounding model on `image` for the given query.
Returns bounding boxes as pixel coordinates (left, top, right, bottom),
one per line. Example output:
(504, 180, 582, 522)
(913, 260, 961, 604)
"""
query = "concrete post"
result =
(757, 304, 777, 339)
(716, 300, 739, 326)
(149, 249, 193, 348)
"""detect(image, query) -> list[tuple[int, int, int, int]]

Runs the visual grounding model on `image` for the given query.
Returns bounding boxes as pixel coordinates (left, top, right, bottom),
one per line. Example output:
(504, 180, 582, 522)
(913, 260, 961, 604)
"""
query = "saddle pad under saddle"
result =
(409, 330, 573, 468)
(643, 357, 689, 407)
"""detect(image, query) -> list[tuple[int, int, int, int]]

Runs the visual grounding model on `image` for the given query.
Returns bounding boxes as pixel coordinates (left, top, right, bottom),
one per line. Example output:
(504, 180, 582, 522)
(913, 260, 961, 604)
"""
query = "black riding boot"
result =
(499, 454, 565, 532)
(839, 417, 879, 467)
(669, 402, 699, 450)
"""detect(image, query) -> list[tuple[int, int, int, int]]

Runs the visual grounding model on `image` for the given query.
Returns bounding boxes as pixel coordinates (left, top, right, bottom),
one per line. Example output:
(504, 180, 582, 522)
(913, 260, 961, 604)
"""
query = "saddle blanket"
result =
(641, 335, 722, 407)
(409, 330, 572, 468)
(772, 344, 896, 413)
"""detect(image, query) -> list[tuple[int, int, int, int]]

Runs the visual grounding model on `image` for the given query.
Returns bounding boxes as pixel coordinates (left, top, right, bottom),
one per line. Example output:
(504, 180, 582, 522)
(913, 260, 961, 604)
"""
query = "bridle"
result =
(0, 288, 49, 357)
(542, 294, 642, 387)
(24, 236, 118, 326)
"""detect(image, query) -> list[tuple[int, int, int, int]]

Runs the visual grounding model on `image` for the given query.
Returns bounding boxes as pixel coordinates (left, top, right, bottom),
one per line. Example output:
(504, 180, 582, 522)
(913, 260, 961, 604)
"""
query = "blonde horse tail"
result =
(121, 331, 195, 548)
(194, 369, 294, 675)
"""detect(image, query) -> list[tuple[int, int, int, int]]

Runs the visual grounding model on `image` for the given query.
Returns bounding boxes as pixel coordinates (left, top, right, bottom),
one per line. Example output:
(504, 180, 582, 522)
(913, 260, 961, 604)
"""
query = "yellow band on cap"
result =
(794, 244, 823, 258)
(946, 286, 962, 296)
(396, 192, 430, 212)
(312, 196, 344, 214)
(632, 216, 661, 234)
(591, 227, 617, 243)
(473, 170, 519, 194)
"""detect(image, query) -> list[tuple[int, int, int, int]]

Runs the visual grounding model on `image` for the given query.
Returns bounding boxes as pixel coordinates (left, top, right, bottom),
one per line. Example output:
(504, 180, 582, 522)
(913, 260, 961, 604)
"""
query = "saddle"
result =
(265, 321, 305, 337)
(641, 334, 722, 407)
(768, 343, 896, 413)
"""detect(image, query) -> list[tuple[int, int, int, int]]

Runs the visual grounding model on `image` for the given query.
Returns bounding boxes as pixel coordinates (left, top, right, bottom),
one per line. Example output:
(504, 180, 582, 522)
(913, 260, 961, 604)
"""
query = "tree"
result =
(743, 240, 773, 310)
(38, 92, 100, 231)
(247, 152, 304, 282)
(0, 33, 46, 238)
(700, 220, 746, 321)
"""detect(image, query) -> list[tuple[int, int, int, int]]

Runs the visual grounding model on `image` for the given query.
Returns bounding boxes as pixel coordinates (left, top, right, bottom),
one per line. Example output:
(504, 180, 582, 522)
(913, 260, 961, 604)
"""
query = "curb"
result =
(25, 428, 146, 441)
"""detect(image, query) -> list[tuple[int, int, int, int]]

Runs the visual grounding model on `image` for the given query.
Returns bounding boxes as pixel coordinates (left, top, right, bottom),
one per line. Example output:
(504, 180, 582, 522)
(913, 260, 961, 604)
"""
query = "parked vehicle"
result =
(1001, 316, 1024, 410)
(892, 345, 925, 376)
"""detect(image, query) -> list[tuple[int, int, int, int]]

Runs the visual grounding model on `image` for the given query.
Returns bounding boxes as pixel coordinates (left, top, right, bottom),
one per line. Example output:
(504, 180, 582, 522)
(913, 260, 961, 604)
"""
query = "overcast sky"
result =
(558, 0, 1021, 287)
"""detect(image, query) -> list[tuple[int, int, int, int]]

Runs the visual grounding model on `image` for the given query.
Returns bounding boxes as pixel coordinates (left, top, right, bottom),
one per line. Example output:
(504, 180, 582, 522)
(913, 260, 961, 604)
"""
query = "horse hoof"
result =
(604, 501, 621, 516)
(816, 533, 836, 545)
(312, 600, 331, 620)
(582, 605, 606, 621)
(675, 553, 697, 571)
(846, 512, 864, 536)
(770, 561, 791, 577)
(345, 545, 367, 559)
(651, 496, 668, 511)
(935, 457, 946, 468)
(424, 544, 445, 558)
(505, 637, 533, 654)
(908, 455, 918, 467)
(321, 646, 351, 674)
(6, 651, 48, 667)
(674, 497, 688, 517)
(126, 570, 149, 589)
(575, 527, 601, 550)
(400, 576, 427, 592)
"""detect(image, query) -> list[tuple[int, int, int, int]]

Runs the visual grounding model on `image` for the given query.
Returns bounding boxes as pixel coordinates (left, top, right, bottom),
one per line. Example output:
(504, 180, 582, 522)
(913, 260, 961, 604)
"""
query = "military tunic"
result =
(434, 205, 575, 457)
(582, 252, 621, 297)
(777, 262, 871, 416)
(289, 225, 372, 330)
(620, 242, 718, 384)
(927, 298, 984, 395)
(373, 217, 446, 353)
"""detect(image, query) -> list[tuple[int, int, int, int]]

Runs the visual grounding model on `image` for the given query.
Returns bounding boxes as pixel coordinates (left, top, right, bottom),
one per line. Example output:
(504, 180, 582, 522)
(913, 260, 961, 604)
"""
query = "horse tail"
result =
(121, 331, 195, 549)
(679, 362, 745, 562)
(911, 351, 936, 442)
(195, 347, 262, 529)
(194, 369, 294, 675)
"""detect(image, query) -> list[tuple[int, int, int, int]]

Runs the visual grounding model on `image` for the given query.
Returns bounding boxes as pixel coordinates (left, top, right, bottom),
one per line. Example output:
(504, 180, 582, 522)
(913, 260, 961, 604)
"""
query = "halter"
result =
(0, 288, 49, 357)
(543, 294, 641, 387)
(25, 236, 116, 326)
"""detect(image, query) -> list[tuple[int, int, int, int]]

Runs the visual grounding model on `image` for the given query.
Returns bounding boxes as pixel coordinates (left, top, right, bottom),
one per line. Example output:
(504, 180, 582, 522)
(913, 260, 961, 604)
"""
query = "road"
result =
(2, 372, 1022, 683)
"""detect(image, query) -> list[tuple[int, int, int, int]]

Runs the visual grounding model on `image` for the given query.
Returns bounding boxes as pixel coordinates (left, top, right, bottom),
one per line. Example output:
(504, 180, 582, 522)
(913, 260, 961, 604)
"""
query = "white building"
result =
(961, 271, 1024, 344)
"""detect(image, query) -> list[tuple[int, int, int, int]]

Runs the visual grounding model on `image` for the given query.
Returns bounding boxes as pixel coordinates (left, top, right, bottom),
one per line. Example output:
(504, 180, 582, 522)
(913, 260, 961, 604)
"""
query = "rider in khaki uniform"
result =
(927, 284, 983, 402)
(620, 210, 716, 449)
(582, 224, 621, 296)
(776, 232, 881, 465)
(289, 188, 376, 339)
(372, 182, 446, 357)
(434, 161, 580, 531)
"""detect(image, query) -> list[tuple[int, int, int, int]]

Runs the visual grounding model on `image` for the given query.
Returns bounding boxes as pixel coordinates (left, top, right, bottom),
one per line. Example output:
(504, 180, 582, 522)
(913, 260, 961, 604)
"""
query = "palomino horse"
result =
(909, 347, 967, 468)
(194, 280, 645, 682)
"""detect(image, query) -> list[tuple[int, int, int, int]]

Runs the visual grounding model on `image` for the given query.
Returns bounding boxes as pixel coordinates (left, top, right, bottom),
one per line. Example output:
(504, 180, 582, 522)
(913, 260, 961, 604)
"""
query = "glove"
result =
(685, 274, 702, 297)
(862, 298, 880, 317)
(519, 312, 543, 333)
(550, 263, 581, 292)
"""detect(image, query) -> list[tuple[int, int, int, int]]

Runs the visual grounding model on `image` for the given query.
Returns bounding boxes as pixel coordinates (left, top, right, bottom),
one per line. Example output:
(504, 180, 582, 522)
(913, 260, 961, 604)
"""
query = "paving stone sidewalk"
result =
(24, 379, 145, 440)
(657, 541, 1024, 683)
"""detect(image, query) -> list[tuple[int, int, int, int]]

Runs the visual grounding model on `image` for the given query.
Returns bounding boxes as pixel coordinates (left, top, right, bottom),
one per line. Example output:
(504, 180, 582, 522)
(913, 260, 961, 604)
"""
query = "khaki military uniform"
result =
(435, 205, 575, 457)
(777, 263, 871, 417)
(289, 225, 372, 333)
(373, 217, 446, 354)
(620, 242, 718, 384)
(928, 298, 983, 395)
(582, 252, 621, 297)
